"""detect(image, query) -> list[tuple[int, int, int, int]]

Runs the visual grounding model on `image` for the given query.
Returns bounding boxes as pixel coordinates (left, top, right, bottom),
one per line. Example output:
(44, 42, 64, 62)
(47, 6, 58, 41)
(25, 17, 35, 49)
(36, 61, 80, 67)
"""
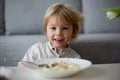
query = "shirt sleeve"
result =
(19, 44, 39, 63)
(22, 47, 36, 61)
(18, 46, 38, 66)
(70, 49, 81, 59)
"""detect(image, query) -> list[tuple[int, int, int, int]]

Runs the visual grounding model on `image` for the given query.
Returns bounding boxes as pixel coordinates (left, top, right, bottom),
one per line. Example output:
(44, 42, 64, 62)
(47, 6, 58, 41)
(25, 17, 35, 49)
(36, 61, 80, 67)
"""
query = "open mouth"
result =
(54, 38, 64, 42)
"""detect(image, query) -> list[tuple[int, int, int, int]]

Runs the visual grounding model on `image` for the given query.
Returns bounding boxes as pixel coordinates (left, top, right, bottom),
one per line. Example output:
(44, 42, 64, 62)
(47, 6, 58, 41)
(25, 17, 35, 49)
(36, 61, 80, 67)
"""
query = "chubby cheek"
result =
(65, 32, 73, 39)
(67, 35, 72, 41)
(46, 32, 53, 41)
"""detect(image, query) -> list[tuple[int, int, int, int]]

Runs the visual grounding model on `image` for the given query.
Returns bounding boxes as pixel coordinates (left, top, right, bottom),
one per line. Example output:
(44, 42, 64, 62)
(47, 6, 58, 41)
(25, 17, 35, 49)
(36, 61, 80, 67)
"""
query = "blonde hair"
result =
(43, 3, 83, 39)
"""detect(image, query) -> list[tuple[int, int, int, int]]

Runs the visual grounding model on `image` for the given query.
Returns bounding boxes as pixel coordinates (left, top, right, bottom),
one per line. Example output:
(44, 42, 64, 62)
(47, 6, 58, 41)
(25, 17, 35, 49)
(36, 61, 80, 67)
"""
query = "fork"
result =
(21, 61, 49, 67)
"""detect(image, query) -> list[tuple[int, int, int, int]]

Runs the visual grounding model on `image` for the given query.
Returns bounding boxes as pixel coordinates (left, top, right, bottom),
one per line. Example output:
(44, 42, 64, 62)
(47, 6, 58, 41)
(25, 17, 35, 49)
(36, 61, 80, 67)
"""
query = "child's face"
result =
(46, 15, 73, 50)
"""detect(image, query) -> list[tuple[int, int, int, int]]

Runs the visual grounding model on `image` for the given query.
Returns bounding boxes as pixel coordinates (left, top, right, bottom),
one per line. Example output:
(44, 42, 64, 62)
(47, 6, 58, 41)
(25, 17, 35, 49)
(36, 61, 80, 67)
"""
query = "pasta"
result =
(37, 61, 80, 71)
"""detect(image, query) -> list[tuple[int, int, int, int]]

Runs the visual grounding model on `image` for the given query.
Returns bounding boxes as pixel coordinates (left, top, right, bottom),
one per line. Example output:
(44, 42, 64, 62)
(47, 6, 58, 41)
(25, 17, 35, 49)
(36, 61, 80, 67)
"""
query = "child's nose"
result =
(56, 29, 62, 35)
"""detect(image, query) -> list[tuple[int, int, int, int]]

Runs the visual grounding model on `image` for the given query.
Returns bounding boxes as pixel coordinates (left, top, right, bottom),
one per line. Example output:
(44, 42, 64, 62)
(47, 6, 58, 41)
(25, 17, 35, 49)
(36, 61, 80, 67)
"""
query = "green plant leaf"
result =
(99, 6, 120, 12)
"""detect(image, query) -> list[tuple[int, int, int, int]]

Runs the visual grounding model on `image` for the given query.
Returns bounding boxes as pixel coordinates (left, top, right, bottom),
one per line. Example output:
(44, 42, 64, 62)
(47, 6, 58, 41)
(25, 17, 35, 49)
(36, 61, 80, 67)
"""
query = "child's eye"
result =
(50, 27, 56, 30)
(63, 27, 68, 30)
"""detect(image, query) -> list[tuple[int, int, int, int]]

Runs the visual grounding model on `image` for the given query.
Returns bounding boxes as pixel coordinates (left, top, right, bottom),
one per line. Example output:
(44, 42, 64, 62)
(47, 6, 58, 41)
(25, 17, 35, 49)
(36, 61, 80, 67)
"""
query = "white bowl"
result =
(23, 58, 92, 78)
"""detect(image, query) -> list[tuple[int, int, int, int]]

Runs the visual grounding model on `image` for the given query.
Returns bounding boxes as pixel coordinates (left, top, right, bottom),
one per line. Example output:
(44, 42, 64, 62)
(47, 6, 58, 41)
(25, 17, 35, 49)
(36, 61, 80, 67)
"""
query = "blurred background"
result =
(0, 0, 120, 66)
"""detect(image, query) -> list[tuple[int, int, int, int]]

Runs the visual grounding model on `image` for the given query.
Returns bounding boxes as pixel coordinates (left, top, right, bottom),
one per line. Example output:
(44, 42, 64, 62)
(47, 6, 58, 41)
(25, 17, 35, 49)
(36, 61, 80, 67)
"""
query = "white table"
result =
(0, 63, 120, 80)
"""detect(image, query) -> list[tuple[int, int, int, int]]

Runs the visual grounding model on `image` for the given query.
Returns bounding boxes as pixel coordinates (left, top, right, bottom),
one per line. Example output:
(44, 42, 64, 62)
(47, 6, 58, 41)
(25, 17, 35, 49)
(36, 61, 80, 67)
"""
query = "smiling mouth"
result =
(54, 38, 64, 42)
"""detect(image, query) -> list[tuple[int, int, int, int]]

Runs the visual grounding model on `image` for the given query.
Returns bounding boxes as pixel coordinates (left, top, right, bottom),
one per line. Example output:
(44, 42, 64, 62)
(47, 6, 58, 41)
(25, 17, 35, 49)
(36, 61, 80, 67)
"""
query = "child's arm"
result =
(18, 46, 37, 67)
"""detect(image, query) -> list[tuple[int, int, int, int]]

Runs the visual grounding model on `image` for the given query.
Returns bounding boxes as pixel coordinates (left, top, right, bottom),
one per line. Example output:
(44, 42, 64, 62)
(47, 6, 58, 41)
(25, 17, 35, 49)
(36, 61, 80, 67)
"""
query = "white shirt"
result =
(21, 41, 80, 62)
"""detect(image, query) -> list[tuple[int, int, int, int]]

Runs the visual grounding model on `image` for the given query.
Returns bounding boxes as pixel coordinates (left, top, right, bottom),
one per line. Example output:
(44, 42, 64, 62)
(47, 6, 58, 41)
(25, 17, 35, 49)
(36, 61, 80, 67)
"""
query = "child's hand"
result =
(17, 62, 25, 70)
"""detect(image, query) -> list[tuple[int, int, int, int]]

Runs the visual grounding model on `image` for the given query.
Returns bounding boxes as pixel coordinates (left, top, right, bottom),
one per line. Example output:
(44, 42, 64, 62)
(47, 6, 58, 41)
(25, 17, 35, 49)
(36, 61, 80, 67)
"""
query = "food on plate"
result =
(37, 61, 80, 71)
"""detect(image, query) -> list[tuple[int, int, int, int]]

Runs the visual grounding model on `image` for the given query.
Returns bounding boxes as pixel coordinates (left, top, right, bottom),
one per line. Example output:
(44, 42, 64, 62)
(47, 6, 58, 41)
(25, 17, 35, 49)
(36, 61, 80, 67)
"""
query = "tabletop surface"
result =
(0, 63, 120, 80)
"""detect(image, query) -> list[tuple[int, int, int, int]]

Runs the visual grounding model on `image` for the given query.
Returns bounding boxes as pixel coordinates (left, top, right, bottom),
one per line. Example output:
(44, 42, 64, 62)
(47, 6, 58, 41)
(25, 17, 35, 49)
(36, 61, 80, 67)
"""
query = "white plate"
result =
(23, 58, 92, 78)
